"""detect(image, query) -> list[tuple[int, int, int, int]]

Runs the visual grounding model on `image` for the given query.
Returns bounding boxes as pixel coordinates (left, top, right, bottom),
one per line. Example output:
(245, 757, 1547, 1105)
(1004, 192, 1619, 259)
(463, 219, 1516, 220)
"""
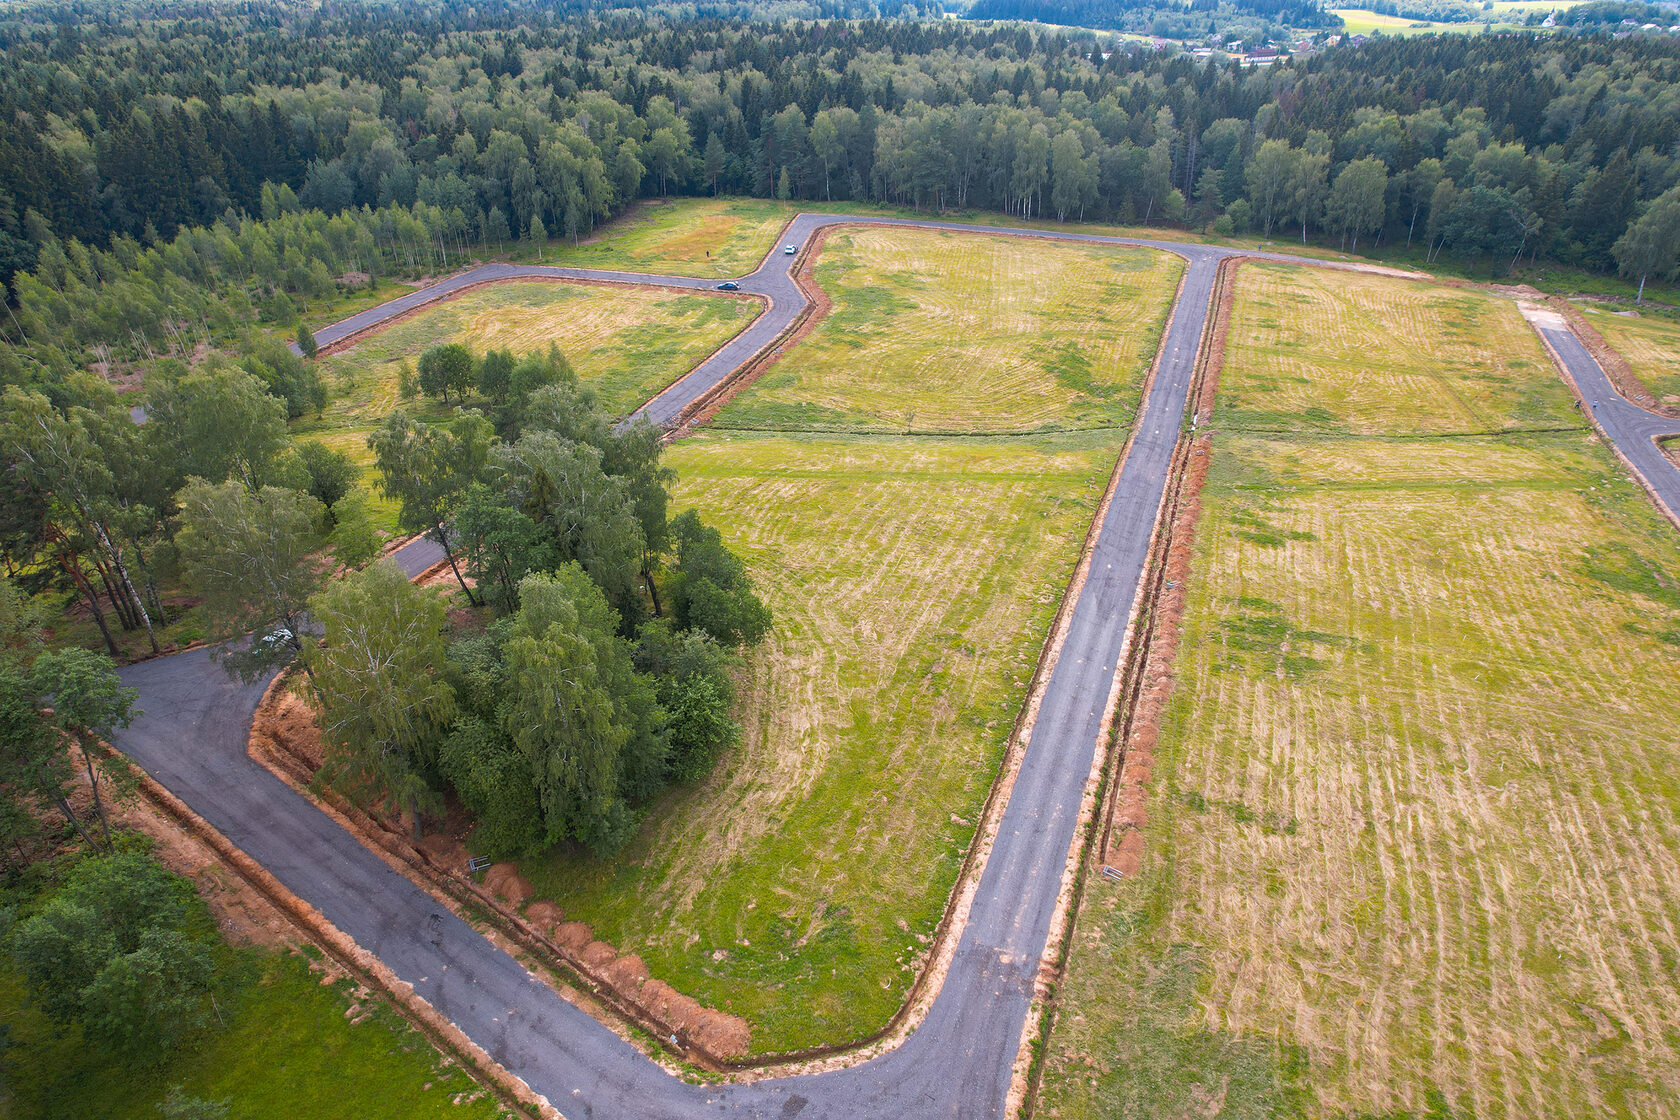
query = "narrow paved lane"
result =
(122, 216, 1680, 1119)
(1535, 325, 1680, 523)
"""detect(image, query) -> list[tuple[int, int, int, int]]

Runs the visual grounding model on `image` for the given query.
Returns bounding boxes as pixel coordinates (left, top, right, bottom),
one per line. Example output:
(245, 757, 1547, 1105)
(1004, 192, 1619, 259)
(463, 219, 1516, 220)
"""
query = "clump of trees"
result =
(307, 344, 768, 858)
(7, 852, 217, 1059)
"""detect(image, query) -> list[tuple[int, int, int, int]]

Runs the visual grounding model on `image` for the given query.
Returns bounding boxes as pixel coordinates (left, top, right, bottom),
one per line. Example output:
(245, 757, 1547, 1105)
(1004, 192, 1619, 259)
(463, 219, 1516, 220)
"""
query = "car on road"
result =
(716, 281, 739, 290)
(784, 244, 797, 254)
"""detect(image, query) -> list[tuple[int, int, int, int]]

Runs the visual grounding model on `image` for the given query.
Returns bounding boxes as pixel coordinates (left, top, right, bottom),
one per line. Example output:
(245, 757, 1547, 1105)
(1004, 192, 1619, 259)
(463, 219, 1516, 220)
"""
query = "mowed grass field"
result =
(1586, 307, 1680, 407)
(514, 233, 1178, 1053)
(1040, 266, 1680, 1119)
(523, 429, 1123, 1053)
(295, 281, 757, 528)
(721, 227, 1183, 433)
(1215, 262, 1580, 434)
(527, 197, 799, 278)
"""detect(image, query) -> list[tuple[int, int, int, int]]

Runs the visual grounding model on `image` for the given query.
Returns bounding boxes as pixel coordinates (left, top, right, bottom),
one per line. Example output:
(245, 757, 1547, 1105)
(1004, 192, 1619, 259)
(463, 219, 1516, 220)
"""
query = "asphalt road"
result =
(121, 217, 1680, 1119)
(1536, 325, 1680, 524)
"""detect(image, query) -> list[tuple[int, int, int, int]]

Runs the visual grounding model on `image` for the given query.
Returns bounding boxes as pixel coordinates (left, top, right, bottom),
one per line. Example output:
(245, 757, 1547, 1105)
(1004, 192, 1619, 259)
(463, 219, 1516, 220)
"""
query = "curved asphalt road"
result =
(131, 216, 1680, 1119)
(1534, 324, 1680, 524)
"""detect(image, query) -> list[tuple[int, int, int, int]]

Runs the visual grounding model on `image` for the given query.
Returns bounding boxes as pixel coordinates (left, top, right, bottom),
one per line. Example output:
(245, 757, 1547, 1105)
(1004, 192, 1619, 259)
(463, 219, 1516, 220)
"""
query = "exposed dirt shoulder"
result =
(247, 678, 752, 1071)
(1012, 254, 1237, 1118)
(1547, 297, 1680, 420)
(97, 742, 559, 1118)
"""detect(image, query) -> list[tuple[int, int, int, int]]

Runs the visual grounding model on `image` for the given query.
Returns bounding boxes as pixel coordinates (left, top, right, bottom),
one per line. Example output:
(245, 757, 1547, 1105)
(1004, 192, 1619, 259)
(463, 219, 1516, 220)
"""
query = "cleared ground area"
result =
(1587, 307, 1680, 407)
(534, 197, 799, 278)
(1040, 268, 1680, 1119)
(721, 227, 1182, 433)
(296, 280, 756, 526)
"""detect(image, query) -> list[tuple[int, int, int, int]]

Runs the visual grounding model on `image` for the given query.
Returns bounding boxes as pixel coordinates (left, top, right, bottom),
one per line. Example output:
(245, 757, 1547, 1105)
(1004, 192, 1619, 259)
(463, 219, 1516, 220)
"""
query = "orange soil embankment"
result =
(100, 743, 561, 1118)
(248, 681, 752, 1066)
(1548, 297, 1680, 420)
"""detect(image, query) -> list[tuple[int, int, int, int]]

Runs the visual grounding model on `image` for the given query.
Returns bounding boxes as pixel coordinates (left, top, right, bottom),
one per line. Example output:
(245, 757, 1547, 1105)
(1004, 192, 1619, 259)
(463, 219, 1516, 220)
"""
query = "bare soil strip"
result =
(1549, 296, 1680, 419)
(100, 740, 559, 1118)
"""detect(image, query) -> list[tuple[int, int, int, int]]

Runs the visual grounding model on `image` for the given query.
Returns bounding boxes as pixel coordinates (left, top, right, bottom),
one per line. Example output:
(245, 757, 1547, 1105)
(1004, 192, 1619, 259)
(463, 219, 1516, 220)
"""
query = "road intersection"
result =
(131, 216, 1680, 1118)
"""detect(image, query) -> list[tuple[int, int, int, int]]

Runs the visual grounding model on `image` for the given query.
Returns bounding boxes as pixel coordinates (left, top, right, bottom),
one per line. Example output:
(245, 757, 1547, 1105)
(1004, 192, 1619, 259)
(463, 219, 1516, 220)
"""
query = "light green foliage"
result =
(665, 510, 771, 649)
(10, 853, 212, 1059)
(294, 439, 359, 513)
(174, 479, 323, 678)
(499, 567, 664, 855)
(31, 647, 138, 845)
(309, 561, 455, 824)
(452, 483, 555, 614)
(145, 365, 293, 491)
(490, 431, 644, 615)
(416, 342, 477, 406)
(633, 620, 738, 785)
(439, 716, 543, 859)
(1325, 155, 1389, 251)
(367, 409, 494, 603)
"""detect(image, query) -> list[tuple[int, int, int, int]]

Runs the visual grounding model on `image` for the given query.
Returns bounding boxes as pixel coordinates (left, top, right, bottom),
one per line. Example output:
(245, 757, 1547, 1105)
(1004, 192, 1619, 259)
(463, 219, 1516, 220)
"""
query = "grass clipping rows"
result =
(1041, 264, 1680, 1120)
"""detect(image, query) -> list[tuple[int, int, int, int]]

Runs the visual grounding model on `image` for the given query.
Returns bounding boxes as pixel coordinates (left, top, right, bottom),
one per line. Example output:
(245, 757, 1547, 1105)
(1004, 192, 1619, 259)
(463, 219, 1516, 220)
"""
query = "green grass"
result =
(518, 428, 1124, 1055)
(718, 226, 1182, 433)
(295, 280, 758, 533)
(1040, 265, 1680, 1120)
(499, 224, 1182, 1055)
(0, 947, 512, 1120)
(499, 197, 910, 279)
(1216, 262, 1584, 434)
(1583, 305, 1680, 407)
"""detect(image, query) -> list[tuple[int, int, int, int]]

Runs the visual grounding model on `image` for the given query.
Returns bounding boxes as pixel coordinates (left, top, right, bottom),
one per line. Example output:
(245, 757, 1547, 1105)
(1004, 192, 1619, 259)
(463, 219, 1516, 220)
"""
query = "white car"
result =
(784, 244, 797, 254)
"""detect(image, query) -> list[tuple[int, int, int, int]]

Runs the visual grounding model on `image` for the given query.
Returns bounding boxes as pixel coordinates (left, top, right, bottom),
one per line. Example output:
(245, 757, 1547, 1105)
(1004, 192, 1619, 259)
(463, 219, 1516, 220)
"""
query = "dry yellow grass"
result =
(1587, 308, 1680, 406)
(1217, 263, 1580, 433)
(521, 430, 1124, 1053)
(720, 227, 1183, 433)
(1041, 269, 1680, 1120)
(295, 280, 756, 530)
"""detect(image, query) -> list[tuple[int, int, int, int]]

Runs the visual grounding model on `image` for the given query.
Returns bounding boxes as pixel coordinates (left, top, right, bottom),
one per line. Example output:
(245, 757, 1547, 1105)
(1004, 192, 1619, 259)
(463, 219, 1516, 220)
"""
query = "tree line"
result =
(2, 0, 1680, 331)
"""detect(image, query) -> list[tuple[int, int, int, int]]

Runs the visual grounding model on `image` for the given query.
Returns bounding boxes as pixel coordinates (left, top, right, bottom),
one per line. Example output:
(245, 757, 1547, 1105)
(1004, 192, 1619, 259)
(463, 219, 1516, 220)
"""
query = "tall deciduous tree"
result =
(1326, 157, 1389, 252)
(367, 410, 492, 604)
(175, 479, 324, 679)
(1613, 187, 1680, 302)
(500, 566, 664, 855)
(31, 647, 138, 846)
(309, 561, 455, 837)
(10, 852, 214, 1058)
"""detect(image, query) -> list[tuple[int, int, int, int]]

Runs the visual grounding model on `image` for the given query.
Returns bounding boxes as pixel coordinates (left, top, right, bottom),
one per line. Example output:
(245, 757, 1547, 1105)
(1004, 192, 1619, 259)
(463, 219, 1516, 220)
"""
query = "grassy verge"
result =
(1583, 305, 1680, 406)
(1215, 261, 1583, 434)
(719, 227, 1182, 433)
(295, 280, 758, 531)
(1039, 268, 1680, 1119)
(0, 875, 511, 1120)
(521, 428, 1124, 1054)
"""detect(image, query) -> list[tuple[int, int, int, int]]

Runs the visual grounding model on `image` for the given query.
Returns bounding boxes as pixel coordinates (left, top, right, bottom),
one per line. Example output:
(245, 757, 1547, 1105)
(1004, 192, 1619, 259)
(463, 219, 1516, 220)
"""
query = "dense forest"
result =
(3, 0, 1680, 865)
(0, 0, 1678, 341)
